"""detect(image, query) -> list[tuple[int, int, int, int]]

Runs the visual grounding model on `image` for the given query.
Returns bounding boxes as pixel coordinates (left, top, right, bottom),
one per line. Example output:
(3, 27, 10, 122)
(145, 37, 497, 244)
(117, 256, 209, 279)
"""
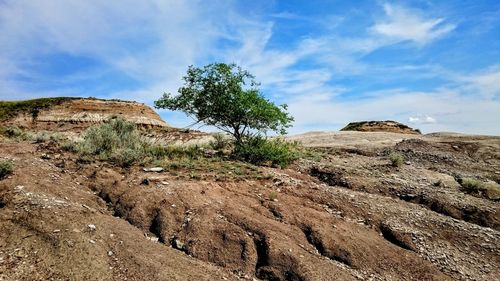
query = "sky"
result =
(0, 0, 499, 135)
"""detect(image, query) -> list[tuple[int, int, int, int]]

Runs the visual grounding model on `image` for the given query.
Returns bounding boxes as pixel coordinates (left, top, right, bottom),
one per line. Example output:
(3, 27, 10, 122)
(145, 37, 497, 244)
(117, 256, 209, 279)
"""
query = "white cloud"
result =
(0, 1, 497, 136)
(288, 88, 500, 135)
(460, 66, 500, 98)
(371, 3, 455, 45)
(0, 0, 235, 100)
(408, 115, 437, 124)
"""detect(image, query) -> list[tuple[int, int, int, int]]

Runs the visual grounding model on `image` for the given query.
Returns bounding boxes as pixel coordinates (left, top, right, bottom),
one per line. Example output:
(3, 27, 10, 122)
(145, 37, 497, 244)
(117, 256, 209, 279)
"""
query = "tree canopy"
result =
(155, 63, 293, 143)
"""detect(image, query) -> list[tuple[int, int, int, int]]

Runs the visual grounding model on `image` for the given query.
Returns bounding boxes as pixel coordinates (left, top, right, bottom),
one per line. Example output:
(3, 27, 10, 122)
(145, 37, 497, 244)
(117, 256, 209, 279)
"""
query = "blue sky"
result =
(1, 1, 499, 135)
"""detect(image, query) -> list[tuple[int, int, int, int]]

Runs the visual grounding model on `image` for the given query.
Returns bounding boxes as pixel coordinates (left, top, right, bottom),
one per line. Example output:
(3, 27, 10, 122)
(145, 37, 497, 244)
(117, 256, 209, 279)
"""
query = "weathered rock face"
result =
(340, 120, 421, 134)
(4, 98, 169, 131)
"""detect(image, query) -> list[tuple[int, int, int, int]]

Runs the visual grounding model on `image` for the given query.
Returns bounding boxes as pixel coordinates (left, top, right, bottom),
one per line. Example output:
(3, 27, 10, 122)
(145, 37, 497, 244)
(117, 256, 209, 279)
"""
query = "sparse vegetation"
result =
(389, 152, 404, 167)
(33, 131, 66, 143)
(268, 191, 278, 201)
(459, 177, 500, 200)
(77, 117, 144, 167)
(0, 97, 77, 121)
(234, 136, 300, 168)
(0, 126, 30, 140)
(0, 159, 14, 179)
(209, 133, 231, 151)
(75, 117, 208, 167)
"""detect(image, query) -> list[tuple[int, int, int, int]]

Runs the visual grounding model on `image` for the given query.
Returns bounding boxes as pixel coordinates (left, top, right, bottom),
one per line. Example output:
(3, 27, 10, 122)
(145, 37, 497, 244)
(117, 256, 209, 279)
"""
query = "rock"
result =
(41, 153, 51, 160)
(405, 161, 411, 165)
(143, 167, 164, 172)
(88, 224, 96, 231)
(89, 240, 96, 244)
(108, 251, 114, 256)
(452, 145, 459, 151)
(172, 239, 184, 250)
(53, 229, 61, 233)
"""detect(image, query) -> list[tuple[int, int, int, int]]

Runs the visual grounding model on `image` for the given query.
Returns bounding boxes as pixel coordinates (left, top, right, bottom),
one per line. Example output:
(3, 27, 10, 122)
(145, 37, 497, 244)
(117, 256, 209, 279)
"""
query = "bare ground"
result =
(0, 130, 499, 281)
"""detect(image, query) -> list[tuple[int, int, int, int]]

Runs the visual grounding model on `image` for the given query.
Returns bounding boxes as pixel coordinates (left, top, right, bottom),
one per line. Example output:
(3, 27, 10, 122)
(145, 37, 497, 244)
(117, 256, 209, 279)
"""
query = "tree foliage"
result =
(154, 63, 293, 143)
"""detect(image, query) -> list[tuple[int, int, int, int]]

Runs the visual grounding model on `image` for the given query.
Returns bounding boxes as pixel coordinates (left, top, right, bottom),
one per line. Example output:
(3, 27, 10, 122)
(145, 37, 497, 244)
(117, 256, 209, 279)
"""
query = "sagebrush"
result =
(77, 117, 203, 167)
(389, 152, 404, 167)
(234, 136, 299, 168)
(0, 160, 14, 179)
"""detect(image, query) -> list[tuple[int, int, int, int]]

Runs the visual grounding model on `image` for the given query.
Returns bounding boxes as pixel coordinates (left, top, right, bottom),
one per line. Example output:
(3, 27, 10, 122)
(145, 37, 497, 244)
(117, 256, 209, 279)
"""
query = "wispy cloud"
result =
(371, 3, 456, 45)
(0, 1, 498, 135)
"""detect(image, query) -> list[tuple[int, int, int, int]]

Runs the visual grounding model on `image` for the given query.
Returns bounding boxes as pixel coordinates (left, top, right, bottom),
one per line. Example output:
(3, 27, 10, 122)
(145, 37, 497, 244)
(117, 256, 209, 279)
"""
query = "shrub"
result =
(31, 131, 66, 143)
(459, 177, 500, 200)
(0, 160, 14, 179)
(78, 118, 140, 156)
(109, 148, 141, 167)
(60, 141, 77, 152)
(460, 178, 481, 191)
(209, 133, 231, 151)
(0, 126, 30, 140)
(234, 136, 299, 168)
(389, 152, 404, 167)
(76, 117, 204, 167)
(77, 117, 142, 166)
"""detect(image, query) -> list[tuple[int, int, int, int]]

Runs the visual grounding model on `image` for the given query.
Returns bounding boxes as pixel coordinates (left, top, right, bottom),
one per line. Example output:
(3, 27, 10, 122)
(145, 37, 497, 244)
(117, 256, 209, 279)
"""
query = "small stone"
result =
(53, 229, 61, 233)
(88, 224, 96, 231)
(89, 240, 96, 244)
(405, 161, 411, 165)
(161, 181, 169, 185)
(108, 251, 114, 256)
(143, 167, 164, 172)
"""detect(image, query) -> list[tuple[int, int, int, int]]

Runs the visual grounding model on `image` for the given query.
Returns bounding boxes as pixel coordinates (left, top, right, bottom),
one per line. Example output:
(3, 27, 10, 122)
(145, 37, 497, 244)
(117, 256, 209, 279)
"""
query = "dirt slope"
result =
(1, 129, 499, 280)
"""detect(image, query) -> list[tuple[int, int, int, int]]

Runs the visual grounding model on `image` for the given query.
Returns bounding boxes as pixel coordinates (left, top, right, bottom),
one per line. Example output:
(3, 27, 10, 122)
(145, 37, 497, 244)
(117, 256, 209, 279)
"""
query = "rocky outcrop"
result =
(3, 98, 169, 130)
(341, 120, 421, 134)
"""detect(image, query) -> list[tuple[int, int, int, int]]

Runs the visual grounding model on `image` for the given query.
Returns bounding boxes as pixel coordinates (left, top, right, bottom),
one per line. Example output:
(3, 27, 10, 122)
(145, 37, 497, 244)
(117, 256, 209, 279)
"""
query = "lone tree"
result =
(155, 63, 293, 144)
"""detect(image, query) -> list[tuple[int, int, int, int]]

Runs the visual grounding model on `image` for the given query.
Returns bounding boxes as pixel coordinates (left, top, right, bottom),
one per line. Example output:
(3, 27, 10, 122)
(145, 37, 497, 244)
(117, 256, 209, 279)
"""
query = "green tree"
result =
(155, 63, 293, 144)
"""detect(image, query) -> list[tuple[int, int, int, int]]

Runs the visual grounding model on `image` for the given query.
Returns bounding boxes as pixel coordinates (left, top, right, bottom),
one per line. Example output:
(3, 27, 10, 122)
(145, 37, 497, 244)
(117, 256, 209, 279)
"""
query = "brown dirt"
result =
(0, 130, 499, 280)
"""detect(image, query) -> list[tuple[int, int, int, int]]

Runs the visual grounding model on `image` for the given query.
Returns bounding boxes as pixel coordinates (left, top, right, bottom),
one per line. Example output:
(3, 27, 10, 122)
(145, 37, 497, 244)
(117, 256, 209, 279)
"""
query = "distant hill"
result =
(340, 120, 421, 134)
(0, 97, 169, 131)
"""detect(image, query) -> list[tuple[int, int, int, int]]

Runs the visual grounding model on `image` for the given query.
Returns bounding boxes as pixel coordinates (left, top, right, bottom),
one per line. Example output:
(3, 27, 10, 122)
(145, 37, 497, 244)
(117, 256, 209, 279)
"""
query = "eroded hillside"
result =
(1, 98, 169, 132)
(1, 126, 499, 281)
